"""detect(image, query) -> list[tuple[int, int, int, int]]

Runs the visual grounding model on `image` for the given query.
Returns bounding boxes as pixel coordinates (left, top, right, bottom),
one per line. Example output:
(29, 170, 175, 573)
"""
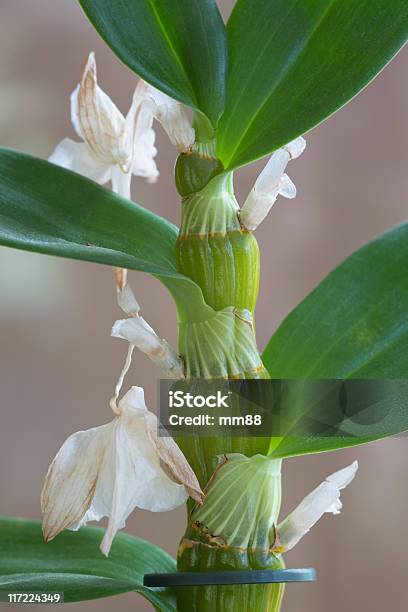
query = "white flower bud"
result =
(41, 386, 203, 556)
(276, 461, 358, 552)
(240, 136, 306, 231)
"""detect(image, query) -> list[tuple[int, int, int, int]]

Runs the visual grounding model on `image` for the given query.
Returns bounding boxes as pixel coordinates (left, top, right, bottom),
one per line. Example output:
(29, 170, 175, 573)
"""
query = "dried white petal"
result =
(72, 53, 126, 167)
(110, 165, 132, 199)
(255, 149, 290, 194)
(284, 136, 307, 160)
(276, 461, 358, 552)
(112, 317, 160, 352)
(239, 191, 276, 231)
(145, 411, 203, 504)
(123, 83, 159, 179)
(117, 285, 140, 316)
(48, 138, 112, 184)
(240, 136, 306, 231)
(112, 317, 184, 379)
(41, 424, 111, 543)
(132, 128, 159, 183)
(154, 340, 185, 379)
(51, 52, 158, 195)
(278, 174, 297, 199)
(42, 386, 200, 555)
(138, 81, 195, 151)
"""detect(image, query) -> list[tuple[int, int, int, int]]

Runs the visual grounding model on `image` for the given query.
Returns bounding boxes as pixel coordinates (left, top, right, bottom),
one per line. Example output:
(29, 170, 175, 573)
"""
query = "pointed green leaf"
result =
(78, 0, 227, 127)
(263, 223, 408, 457)
(217, 0, 408, 169)
(0, 517, 176, 608)
(267, 380, 408, 459)
(0, 148, 212, 323)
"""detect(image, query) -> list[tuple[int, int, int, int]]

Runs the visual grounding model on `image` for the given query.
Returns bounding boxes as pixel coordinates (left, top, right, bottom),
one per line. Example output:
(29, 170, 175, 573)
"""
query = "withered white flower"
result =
(41, 385, 202, 556)
(275, 460, 358, 552)
(240, 136, 306, 231)
(112, 284, 184, 379)
(135, 80, 195, 152)
(116, 283, 140, 315)
(49, 52, 159, 198)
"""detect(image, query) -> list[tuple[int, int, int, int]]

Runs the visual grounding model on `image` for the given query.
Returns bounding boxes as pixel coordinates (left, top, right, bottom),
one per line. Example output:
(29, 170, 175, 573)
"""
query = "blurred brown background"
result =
(0, 1, 407, 611)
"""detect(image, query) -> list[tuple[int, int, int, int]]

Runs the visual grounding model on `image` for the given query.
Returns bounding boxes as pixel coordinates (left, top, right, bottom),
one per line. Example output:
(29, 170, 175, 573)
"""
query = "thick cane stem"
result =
(175, 150, 284, 612)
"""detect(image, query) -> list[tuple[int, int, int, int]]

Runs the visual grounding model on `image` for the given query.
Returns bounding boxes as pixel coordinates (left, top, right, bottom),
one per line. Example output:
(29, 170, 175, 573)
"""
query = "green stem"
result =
(176, 456, 284, 612)
(175, 151, 284, 612)
(176, 553, 285, 612)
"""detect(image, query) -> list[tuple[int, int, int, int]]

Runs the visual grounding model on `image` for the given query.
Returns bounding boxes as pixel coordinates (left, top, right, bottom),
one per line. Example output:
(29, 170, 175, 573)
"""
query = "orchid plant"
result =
(0, 1, 408, 611)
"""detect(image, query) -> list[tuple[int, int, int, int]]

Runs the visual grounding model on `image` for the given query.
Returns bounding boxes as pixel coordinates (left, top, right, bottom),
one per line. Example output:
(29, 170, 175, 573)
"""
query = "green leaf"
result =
(217, 0, 408, 169)
(266, 380, 408, 459)
(78, 0, 227, 127)
(0, 517, 176, 609)
(263, 222, 408, 458)
(0, 148, 212, 323)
